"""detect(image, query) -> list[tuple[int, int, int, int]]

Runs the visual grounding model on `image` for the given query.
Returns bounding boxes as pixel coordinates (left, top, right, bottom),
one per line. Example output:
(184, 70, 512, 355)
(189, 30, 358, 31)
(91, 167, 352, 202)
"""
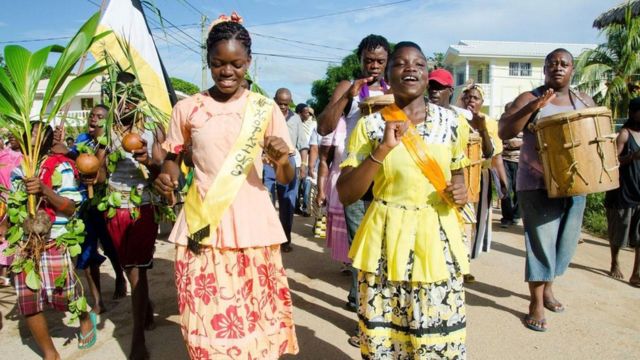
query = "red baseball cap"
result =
(428, 69, 454, 87)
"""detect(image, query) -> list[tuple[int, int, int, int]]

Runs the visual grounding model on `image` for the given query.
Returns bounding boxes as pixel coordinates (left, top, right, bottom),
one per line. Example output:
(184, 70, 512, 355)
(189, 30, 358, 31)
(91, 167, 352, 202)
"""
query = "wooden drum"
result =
(532, 106, 619, 198)
(464, 133, 482, 203)
(359, 94, 394, 115)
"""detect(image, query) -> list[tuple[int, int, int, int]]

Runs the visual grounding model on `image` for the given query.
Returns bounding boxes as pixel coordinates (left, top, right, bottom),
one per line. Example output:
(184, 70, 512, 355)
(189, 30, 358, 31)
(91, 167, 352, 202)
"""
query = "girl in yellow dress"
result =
(337, 41, 470, 359)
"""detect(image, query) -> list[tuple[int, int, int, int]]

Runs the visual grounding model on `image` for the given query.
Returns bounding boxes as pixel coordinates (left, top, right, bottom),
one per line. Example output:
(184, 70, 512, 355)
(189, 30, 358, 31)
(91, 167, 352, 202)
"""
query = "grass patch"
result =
(583, 192, 607, 237)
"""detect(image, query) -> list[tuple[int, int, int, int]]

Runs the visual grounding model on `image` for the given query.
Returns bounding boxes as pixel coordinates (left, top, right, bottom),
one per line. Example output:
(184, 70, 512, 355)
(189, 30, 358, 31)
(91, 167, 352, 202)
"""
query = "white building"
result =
(31, 78, 188, 128)
(443, 40, 596, 118)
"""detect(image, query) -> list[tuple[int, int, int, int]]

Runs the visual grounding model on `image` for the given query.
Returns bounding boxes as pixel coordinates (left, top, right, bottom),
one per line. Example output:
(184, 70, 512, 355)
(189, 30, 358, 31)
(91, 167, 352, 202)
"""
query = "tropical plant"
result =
(88, 37, 175, 221)
(575, 3, 640, 118)
(0, 11, 110, 215)
(0, 11, 110, 322)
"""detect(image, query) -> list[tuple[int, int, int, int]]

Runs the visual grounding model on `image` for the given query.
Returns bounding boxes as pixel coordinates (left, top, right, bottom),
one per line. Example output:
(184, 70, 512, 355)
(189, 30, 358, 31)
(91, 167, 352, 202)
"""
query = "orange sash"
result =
(380, 104, 457, 209)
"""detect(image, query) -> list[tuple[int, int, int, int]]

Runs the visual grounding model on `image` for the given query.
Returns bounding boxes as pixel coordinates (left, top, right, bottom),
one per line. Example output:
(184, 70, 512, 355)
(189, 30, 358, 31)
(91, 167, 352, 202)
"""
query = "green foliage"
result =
(429, 52, 446, 70)
(309, 52, 360, 114)
(0, 11, 109, 217)
(170, 77, 199, 95)
(576, 3, 640, 118)
(40, 65, 54, 79)
(583, 192, 608, 237)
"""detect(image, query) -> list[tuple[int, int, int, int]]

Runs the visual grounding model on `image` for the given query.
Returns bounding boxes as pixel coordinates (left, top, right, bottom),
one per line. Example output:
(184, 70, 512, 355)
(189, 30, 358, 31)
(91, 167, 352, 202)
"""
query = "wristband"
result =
(369, 153, 384, 165)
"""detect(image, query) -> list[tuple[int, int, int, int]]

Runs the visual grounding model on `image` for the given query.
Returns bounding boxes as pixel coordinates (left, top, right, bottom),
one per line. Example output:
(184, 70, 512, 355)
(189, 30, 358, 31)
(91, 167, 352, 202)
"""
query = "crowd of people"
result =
(0, 13, 639, 360)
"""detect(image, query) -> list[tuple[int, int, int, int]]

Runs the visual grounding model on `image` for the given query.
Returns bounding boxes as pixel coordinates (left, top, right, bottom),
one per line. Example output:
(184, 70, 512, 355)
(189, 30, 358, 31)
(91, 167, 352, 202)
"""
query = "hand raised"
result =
(347, 77, 375, 98)
(382, 120, 409, 149)
(530, 88, 556, 111)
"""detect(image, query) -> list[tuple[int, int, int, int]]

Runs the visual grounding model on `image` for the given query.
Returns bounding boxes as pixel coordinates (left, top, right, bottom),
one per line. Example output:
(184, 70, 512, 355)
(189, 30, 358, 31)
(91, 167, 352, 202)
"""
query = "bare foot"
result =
(630, 274, 640, 287)
(113, 277, 127, 300)
(610, 263, 624, 279)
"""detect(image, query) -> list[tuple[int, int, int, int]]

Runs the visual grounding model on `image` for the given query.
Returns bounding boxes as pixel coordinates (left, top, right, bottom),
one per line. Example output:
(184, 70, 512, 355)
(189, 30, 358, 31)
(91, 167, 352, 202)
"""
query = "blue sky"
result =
(0, 0, 621, 104)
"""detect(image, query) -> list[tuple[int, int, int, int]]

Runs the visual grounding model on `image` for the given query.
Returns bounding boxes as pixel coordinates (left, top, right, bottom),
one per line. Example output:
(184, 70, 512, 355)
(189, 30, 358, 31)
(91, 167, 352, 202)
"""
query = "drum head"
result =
(534, 106, 611, 131)
(358, 94, 395, 108)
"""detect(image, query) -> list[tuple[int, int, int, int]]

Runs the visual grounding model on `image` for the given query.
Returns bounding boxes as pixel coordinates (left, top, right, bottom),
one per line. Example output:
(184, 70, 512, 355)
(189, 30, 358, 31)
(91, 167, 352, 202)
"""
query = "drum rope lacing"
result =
(593, 114, 619, 184)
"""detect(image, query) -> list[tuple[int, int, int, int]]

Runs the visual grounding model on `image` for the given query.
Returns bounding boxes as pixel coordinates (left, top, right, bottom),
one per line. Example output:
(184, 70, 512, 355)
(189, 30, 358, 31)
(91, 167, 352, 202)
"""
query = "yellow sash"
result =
(380, 104, 462, 219)
(184, 92, 272, 249)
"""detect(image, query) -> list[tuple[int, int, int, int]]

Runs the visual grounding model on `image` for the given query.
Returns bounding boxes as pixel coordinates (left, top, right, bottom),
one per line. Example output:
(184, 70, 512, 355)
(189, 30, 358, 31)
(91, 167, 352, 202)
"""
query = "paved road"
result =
(1, 210, 638, 359)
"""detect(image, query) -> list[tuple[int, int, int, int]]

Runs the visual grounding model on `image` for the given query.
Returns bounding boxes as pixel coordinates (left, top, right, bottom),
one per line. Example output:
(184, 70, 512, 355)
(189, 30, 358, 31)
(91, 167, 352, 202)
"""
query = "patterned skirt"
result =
(326, 211, 351, 264)
(175, 245, 299, 360)
(15, 245, 78, 316)
(357, 230, 466, 359)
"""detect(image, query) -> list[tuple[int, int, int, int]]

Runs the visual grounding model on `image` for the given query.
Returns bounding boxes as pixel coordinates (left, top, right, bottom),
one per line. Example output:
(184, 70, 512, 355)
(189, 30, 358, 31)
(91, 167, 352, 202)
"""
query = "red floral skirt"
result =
(175, 245, 298, 359)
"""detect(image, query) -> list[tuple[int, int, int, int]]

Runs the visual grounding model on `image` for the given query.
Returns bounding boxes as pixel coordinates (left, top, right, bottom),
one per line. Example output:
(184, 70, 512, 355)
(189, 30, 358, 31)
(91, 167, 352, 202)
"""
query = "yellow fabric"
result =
(91, 24, 172, 118)
(341, 104, 470, 283)
(480, 113, 502, 168)
(184, 93, 272, 246)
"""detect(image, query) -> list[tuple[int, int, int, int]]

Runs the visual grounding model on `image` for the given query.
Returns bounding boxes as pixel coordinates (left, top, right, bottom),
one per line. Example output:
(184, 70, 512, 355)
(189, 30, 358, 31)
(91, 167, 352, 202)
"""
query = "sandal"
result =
(78, 312, 98, 349)
(347, 335, 360, 348)
(543, 300, 565, 313)
(524, 315, 547, 332)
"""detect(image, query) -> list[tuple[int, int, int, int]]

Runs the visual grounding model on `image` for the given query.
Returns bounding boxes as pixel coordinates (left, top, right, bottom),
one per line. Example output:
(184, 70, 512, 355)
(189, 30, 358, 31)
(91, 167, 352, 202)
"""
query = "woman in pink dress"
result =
(0, 135, 22, 284)
(320, 118, 351, 266)
(154, 16, 298, 359)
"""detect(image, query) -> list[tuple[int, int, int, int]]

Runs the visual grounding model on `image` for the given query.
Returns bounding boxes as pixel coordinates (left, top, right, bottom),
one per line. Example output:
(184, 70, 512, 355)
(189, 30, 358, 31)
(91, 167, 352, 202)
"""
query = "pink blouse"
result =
(163, 90, 293, 249)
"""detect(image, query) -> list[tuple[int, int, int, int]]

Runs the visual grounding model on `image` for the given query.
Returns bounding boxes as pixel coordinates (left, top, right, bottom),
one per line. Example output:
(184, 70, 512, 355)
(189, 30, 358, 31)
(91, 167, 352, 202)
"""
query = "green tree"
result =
(429, 52, 445, 70)
(41, 65, 54, 79)
(170, 77, 200, 95)
(308, 52, 360, 114)
(576, 4, 640, 118)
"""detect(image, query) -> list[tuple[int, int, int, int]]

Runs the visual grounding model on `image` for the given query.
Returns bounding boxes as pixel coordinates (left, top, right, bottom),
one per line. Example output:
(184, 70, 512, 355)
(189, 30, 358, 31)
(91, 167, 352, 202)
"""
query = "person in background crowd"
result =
(265, 88, 307, 252)
(605, 97, 640, 287)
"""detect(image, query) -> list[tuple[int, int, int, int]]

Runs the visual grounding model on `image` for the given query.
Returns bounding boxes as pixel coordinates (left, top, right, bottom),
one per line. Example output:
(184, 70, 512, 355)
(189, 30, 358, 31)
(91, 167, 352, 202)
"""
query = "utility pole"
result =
(201, 15, 208, 90)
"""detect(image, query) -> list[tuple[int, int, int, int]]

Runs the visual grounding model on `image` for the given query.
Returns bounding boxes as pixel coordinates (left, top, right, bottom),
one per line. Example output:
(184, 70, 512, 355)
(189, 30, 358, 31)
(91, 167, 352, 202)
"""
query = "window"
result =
(456, 72, 465, 86)
(477, 69, 483, 83)
(509, 62, 532, 77)
(81, 97, 94, 110)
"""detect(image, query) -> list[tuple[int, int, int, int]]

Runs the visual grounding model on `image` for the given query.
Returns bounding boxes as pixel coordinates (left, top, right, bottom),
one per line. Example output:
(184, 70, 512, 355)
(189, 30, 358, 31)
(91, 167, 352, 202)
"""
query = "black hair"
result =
(206, 21, 252, 65)
(65, 136, 74, 141)
(545, 48, 574, 64)
(356, 34, 390, 59)
(94, 104, 109, 112)
(389, 41, 425, 59)
(295, 103, 308, 114)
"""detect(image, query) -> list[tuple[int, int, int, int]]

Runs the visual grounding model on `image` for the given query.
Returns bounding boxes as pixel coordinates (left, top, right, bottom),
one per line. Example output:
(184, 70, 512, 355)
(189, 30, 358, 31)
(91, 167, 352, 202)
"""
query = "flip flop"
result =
(524, 315, 547, 332)
(347, 335, 360, 348)
(78, 312, 98, 349)
(543, 300, 565, 313)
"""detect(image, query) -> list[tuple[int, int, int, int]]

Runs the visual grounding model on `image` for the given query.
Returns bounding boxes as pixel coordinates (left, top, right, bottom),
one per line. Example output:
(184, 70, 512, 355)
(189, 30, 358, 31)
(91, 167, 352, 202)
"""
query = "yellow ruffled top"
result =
(341, 103, 470, 283)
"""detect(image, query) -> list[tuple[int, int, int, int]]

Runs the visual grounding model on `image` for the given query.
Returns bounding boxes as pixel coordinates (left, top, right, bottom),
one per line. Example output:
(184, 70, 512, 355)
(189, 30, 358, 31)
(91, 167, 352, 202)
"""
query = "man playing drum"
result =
(499, 48, 596, 332)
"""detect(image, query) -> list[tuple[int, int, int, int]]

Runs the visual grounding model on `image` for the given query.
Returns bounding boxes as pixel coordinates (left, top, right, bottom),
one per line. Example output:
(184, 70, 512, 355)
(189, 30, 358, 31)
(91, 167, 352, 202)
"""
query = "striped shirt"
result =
(11, 162, 85, 239)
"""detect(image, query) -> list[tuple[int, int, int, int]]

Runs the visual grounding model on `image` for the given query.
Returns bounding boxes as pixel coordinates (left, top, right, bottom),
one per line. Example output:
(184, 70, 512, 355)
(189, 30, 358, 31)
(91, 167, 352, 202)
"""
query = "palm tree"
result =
(576, 2, 640, 118)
